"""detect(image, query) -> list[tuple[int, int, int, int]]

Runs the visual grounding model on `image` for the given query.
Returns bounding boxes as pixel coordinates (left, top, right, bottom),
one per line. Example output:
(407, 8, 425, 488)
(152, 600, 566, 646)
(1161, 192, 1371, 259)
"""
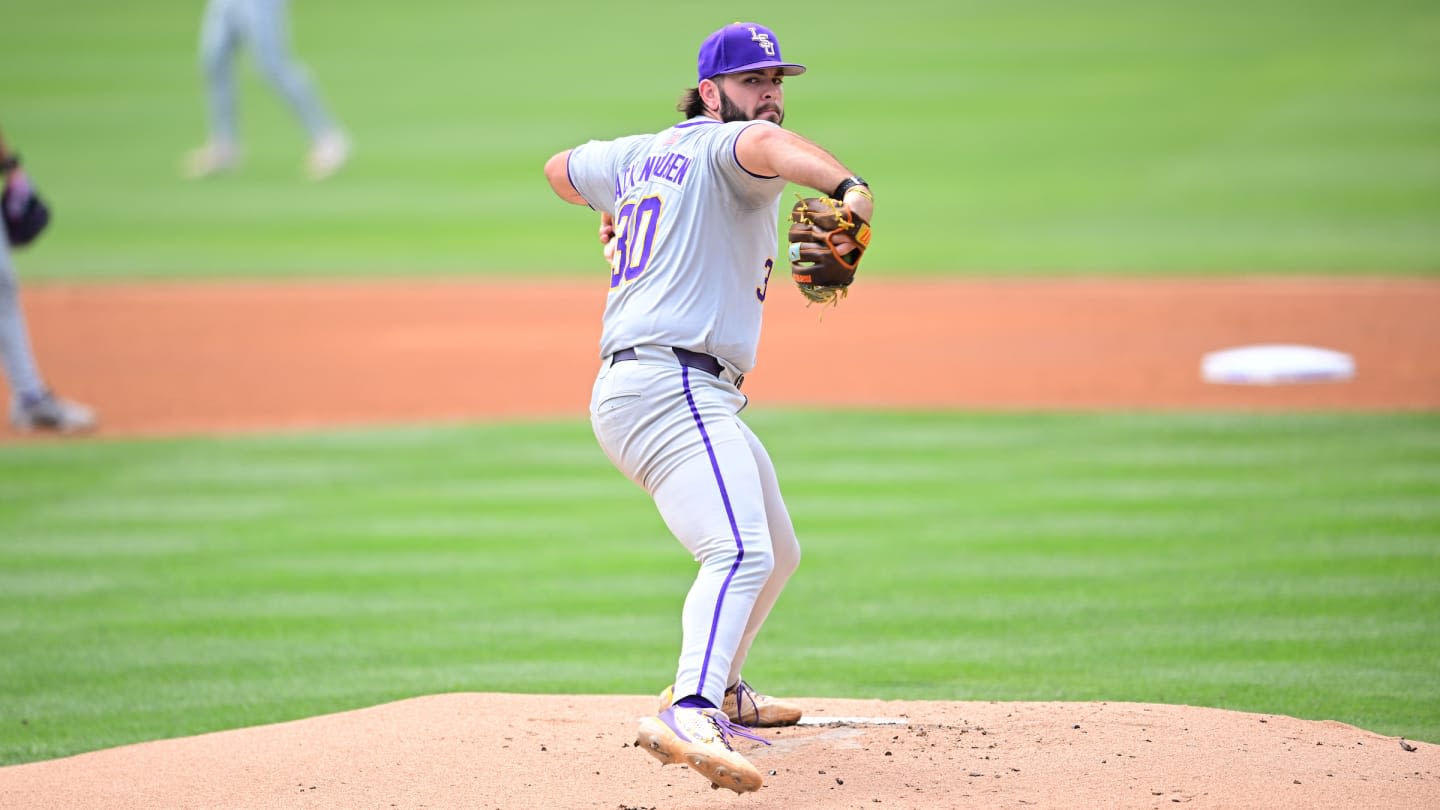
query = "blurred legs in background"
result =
(185, 0, 349, 180)
(0, 230, 95, 435)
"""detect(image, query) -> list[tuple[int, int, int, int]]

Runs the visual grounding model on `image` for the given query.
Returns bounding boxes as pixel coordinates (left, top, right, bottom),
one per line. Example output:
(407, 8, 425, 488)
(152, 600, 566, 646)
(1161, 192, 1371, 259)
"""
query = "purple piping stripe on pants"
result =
(681, 365, 746, 699)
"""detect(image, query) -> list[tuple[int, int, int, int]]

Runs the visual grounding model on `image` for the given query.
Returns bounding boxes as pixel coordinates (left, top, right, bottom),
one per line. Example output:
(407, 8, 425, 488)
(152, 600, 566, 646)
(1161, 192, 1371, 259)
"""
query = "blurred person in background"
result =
(0, 127, 96, 434)
(183, 0, 350, 180)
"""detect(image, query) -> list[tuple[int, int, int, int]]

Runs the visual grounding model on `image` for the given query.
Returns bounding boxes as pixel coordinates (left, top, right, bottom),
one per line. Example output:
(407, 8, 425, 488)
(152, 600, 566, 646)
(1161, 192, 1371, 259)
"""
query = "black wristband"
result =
(0, 153, 18, 172)
(832, 175, 867, 200)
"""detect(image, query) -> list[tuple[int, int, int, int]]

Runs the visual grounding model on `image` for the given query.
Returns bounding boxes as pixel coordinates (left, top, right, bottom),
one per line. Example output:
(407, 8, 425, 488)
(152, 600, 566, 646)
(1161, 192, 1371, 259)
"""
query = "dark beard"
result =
(717, 87, 783, 126)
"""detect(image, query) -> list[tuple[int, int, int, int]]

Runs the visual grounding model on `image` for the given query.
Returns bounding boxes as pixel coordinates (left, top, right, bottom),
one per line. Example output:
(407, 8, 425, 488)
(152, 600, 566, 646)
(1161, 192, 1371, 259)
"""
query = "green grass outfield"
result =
(3, 0, 1439, 278)
(2, 411, 1437, 764)
(2, 0, 1437, 772)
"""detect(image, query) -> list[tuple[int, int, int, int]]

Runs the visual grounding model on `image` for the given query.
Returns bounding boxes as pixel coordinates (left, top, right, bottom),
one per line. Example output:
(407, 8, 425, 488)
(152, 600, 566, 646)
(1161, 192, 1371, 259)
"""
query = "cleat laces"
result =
(708, 710, 771, 749)
(729, 680, 761, 723)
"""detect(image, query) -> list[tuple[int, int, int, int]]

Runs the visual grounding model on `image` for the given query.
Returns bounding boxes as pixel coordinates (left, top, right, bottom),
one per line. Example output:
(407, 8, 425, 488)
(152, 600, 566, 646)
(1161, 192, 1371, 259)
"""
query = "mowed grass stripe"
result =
(1, 411, 1436, 764)
(769, 412, 1439, 741)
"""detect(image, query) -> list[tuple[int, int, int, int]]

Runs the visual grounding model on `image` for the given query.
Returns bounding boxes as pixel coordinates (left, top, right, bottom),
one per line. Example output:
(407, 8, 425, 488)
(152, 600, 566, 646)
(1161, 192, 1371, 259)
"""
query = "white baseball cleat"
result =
(305, 130, 350, 180)
(182, 141, 240, 179)
(635, 705, 769, 794)
(10, 390, 97, 435)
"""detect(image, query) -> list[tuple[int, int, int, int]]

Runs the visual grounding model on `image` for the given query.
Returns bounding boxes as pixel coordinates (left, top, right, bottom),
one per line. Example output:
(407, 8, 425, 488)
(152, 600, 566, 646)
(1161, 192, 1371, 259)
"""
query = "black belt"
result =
(611, 346, 729, 380)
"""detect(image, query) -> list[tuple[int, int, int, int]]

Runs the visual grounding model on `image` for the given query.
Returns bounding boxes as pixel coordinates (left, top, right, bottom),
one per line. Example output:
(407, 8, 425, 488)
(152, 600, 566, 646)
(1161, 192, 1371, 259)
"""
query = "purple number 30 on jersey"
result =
(610, 196, 662, 287)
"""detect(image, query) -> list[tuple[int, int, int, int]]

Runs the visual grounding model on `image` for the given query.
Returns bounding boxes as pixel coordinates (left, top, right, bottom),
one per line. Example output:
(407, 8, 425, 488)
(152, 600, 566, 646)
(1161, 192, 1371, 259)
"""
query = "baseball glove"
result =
(2, 184, 50, 248)
(787, 195, 871, 306)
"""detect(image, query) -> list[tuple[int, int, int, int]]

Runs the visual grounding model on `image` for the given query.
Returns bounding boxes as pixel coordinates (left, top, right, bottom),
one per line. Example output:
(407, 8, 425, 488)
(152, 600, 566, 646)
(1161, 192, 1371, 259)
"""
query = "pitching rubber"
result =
(635, 715, 764, 794)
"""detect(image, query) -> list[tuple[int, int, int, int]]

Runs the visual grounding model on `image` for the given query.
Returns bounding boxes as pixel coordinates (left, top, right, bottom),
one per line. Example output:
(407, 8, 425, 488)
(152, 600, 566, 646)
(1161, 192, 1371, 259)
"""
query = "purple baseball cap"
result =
(696, 22, 806, 82)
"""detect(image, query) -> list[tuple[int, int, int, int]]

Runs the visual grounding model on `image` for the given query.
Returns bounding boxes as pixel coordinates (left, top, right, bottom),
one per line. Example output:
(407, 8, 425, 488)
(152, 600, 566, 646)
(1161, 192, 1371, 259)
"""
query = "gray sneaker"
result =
(10, 391, 97, 434)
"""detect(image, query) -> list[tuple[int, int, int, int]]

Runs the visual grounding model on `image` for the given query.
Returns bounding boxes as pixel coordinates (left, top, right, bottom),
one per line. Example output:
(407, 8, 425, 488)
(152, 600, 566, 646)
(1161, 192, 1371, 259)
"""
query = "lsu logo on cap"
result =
(748, 27, 776, 56)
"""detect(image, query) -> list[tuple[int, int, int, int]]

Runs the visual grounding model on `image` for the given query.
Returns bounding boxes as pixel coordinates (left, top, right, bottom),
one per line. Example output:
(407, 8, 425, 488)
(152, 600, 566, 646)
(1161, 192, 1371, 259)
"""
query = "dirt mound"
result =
(1, 694, 1434, 809)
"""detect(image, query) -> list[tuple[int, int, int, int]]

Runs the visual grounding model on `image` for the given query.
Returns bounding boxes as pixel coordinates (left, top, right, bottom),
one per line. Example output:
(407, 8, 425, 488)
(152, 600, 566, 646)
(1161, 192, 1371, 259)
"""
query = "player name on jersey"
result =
(614, 150, 693, 200)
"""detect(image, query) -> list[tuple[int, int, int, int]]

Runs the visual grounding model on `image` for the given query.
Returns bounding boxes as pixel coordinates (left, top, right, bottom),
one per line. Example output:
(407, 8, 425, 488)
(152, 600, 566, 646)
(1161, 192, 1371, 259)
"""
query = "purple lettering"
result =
(668, 155, 690, 185)
(617, 152, 692, 199)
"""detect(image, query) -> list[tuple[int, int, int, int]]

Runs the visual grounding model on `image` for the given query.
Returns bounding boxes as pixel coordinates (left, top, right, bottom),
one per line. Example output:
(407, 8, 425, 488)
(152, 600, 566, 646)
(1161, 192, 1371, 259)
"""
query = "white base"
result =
(1201, 344, 1355, 386)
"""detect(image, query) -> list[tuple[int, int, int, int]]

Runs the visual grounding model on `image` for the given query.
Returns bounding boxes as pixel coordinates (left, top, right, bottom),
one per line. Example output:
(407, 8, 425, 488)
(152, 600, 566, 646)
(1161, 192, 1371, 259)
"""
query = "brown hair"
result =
(677, 87, 707, 119)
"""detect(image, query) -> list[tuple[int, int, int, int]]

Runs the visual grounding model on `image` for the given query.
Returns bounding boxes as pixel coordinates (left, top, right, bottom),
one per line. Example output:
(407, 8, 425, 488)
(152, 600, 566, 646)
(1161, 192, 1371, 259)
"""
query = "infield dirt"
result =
(4, 277, 1437, 440)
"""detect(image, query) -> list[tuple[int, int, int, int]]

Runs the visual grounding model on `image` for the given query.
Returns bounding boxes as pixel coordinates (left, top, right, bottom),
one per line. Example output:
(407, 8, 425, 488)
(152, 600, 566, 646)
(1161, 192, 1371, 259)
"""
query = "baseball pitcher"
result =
(544, 21, 873, 793)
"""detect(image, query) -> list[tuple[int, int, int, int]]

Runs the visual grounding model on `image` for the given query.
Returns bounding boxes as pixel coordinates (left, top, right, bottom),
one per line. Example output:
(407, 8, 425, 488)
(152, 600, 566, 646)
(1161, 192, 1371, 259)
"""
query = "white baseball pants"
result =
(590, 346, 800, 707)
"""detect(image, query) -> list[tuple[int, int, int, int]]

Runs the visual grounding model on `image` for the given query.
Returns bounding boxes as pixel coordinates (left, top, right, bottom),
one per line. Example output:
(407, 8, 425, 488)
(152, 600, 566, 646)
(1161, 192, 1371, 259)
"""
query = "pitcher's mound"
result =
(1, 693, 1434, 809)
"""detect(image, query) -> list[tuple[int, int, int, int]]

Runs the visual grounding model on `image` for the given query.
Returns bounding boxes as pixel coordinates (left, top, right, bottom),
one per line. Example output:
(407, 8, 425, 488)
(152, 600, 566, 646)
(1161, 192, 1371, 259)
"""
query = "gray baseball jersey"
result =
(566, 118, 787, 373)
